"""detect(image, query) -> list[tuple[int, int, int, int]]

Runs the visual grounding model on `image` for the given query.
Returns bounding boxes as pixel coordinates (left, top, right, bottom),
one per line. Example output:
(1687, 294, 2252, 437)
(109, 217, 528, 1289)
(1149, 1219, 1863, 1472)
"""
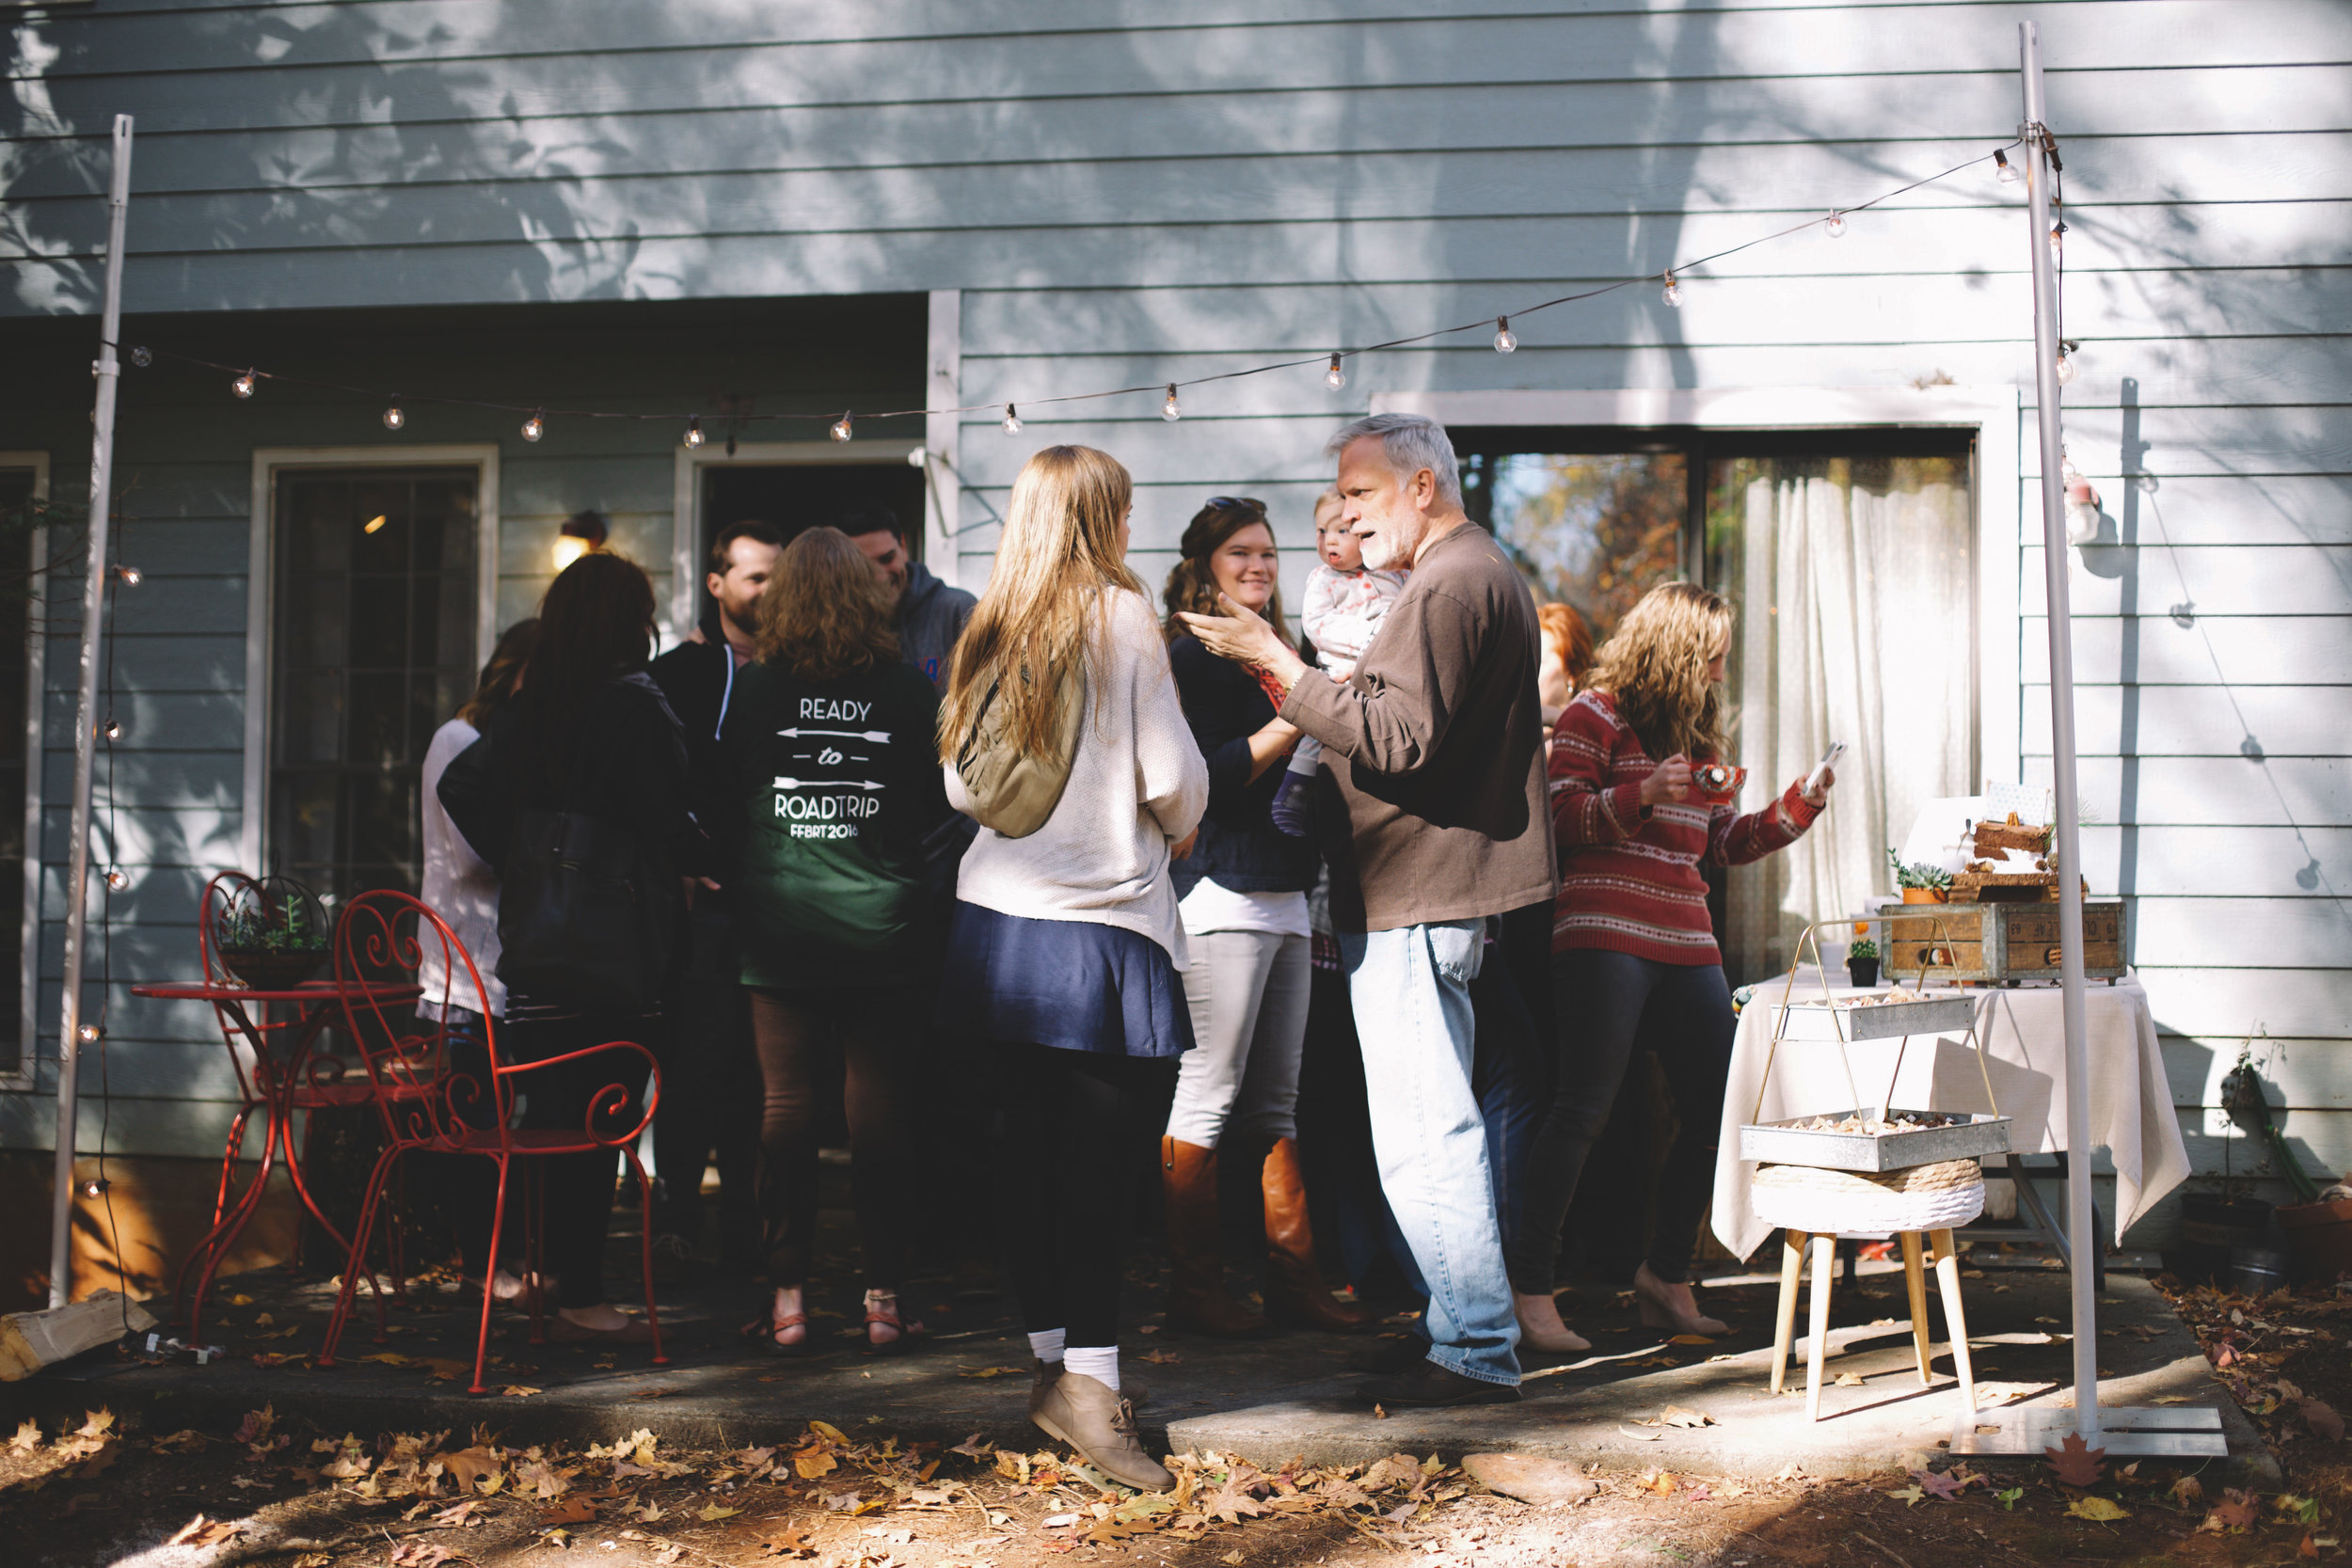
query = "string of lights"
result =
(111, 142, 2031, 445)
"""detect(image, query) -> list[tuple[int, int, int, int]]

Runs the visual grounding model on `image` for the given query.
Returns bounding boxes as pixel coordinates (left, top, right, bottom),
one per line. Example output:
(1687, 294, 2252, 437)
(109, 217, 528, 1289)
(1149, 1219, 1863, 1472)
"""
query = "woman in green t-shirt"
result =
(720, 527, 953, 1354)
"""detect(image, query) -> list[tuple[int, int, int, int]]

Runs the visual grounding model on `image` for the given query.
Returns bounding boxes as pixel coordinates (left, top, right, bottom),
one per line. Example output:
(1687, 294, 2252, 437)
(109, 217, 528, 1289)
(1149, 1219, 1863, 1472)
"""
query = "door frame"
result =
(244, 445, 501, 878)
(0, 451, 47, 1093)
(1371, 387, 2024, 791)
(669, 440, 926, 639)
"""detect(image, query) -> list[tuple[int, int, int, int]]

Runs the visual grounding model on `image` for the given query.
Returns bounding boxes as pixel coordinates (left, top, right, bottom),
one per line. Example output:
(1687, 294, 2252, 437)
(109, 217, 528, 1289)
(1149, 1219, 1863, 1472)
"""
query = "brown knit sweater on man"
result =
(1280, 522, 1556, 934)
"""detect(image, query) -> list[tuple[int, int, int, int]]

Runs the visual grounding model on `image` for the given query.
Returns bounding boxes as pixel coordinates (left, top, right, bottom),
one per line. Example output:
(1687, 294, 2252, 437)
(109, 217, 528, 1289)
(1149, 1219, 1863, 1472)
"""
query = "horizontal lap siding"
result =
(4, 3, 2344, 1217)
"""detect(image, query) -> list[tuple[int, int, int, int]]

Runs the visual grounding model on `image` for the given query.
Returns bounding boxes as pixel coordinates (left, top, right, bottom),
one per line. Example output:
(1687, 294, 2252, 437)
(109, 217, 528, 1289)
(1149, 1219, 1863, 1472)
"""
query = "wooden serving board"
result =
(1882, 899, 2126, 984)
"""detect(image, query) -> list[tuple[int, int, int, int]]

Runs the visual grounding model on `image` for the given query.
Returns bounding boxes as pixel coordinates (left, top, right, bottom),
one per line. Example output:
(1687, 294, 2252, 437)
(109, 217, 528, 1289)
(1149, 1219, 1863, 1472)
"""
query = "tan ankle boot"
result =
(1031, 1370, 1172, 1492)
(1259, 1136, 1373, 1332)
(1162, 1137, 1269, 1338)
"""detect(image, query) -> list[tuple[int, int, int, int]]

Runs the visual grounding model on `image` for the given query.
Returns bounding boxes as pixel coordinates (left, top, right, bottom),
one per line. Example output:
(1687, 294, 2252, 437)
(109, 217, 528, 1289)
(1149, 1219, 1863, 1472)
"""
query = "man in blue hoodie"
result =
(837, 503, 976, 691)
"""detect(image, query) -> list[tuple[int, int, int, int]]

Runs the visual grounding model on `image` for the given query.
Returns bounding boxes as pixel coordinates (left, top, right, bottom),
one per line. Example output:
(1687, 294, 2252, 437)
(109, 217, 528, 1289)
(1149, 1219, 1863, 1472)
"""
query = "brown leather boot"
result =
(1162, 1136, 1269, 1338)
(1260, 1135, 1374, 1332)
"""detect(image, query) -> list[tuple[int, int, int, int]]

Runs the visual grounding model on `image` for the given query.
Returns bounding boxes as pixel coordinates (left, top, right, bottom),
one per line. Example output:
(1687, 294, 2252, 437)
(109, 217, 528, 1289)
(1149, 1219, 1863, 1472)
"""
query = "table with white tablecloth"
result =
(1710, 973, 2191, 1260)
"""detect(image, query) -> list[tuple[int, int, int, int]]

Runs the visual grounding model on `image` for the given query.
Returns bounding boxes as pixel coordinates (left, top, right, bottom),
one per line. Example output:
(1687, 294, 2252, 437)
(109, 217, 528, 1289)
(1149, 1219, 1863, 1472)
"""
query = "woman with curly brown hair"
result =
(719, 527, 953, 1356)
(1511, 581, 1834, 1354)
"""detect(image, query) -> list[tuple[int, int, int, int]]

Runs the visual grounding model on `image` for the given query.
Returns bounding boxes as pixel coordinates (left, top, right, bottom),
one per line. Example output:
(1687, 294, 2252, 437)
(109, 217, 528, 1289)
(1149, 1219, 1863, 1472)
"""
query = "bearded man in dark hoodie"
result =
(836, 502, 975, 691)
(644, 517, 782, 1279)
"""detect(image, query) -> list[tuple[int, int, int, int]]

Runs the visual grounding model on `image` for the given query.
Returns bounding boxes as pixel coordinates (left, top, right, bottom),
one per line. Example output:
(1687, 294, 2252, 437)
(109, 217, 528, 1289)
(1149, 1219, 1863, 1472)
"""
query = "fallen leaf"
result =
(2304, 1399, 2345, 1442)
(229, 1293, 255, 1307)
(698, 1504, 740, 1522)
(950, 1434, 993, 1458)
(1885, 1485, 1926, 1507)
(1996, 1487, 2023, 1512)
(151, 1429, 208, 1453)
(2150, 1395, 2193, 1405)
(1917, 1470, 1964, 1501)
(2043, 1431, 2106, 1488)
(761, 1525, 815, 1558)
(2067, 1496, 2129, 1523)
(8, 1420, 39, 1453)
(956, 1366, 1022, 1379)
(1657, 1405, 1714, 1428)
(359, 1351, 412, 1366)
(444, 1447, 501, 1493)
(1138, 1349, 1184, 1365)
(2302, 1531, 2322, 1560)
(541, 1497, 597, 1526)
(808, 1419, 850, 1444)
(1220, 1554, 1244, 1567)
(1835, 1371, 1866, 1387)
(1668, 1335, 1714, 1345)
(792, 1444, 837, 1480)
(2205, 1489, 2261, 1531)
(501, 1386, 542, 1398)
(2169, 1476, 2206, 1509)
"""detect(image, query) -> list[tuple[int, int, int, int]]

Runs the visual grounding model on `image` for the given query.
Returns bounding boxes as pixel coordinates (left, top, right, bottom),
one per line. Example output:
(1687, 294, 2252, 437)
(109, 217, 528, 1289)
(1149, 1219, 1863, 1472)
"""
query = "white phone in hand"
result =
(1806, 741, 1846, 795)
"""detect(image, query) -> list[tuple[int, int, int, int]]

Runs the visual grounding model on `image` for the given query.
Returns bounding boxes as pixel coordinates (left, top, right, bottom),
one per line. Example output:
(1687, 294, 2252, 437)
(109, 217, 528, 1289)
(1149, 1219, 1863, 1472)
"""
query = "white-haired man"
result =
(1181, 412, 1555, 1405)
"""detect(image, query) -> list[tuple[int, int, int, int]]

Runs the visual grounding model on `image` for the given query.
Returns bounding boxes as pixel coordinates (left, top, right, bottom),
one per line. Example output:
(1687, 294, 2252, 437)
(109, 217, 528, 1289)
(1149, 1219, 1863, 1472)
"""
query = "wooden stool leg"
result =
(1772, 1228, 1808, 1396)
(1900, 1231, 1932, 1384)
(1804, 1233, 1836, 1422)
(1930, 1228, 1977, 1415)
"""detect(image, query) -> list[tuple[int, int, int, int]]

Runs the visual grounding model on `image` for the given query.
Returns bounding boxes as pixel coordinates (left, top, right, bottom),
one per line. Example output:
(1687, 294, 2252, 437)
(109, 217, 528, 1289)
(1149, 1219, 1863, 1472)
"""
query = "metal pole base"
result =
(1952, 1404, 2227, 1458)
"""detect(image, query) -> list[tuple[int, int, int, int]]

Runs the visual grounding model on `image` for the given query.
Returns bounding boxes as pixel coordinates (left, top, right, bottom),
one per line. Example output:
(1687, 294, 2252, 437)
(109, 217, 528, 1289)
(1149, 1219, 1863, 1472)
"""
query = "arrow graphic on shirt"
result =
(772, 776, 886, 790)
(776, 727, 893, 743)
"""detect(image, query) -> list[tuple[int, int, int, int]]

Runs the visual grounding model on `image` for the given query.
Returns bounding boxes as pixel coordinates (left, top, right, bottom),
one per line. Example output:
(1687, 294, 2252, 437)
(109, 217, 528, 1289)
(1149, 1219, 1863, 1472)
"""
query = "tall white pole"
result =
(2017, 24, 2100, 1442)
(47, 115, 134, 1310)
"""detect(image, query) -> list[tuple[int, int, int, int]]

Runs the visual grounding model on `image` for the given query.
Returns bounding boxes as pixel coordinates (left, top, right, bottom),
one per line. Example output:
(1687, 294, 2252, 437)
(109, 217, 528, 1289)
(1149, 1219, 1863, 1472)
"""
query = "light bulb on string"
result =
(1001, 404, 1023, 436)
(112, 564, 140, 586)
(76, 1022, 100, 1044)
(104, 868, 128, 892)
(1161, 385, 1182, 421)
(1994, 148, 2021, 184)
(521, 411, 545, 443)
(1825, 212, 1848, 238)
(382, 398, 405, 431)
(103, 718, 122, 741)
(831, 410, 854, 442)
(1325, 354, 1347, 389)
(231, 369, 256, 399)
(2048, 222, 2066, 262)
(129, 346, 151, 368)
(684, 418, 705, 449)
(1492, 317, 1517, 354)
(81, 1178, 105, 1198)
(1661, 271, 1684, 308)
(2055, 341, 2080, 386)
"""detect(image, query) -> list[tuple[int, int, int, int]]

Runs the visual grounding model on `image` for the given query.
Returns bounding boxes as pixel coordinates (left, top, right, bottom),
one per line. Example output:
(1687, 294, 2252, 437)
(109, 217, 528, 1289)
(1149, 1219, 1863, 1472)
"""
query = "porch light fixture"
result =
(1661, 271, 1684, 307)
(1825, 211, 1848, 238)
(1491, 318, 1516, 354)
(382, 398, 405, 431)
(231, 369, 256, 398)
(1002, 404, 1023, 435)
(1994, 148, 2021, 183)
(553, 509, 609, 573)
(1325, 354, 1348, 388)
(1161, 384, 1182, 421)
(831, 410, 854, 442)
(521, 410, 545, 442)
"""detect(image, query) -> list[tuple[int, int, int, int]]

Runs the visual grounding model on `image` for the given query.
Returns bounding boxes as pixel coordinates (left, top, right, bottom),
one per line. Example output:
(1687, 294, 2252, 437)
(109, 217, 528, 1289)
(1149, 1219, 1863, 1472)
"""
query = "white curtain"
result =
(1723, 458, 1973, 981)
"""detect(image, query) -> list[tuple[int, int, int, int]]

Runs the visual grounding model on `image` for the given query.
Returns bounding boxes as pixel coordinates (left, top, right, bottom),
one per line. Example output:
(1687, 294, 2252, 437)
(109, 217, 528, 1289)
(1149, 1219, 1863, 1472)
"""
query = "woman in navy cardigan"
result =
(1159, 497, 1369, 1338)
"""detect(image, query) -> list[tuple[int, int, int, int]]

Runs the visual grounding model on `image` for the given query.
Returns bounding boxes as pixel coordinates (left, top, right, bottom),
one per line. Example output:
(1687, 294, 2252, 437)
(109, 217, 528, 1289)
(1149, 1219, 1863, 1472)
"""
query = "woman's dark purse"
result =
(496, 808, 674, 1014)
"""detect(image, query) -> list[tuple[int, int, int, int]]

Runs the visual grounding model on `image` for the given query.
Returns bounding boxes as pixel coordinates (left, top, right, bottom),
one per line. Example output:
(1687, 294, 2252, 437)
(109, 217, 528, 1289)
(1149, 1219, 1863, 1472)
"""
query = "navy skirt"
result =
(937, 901, 1196, 1059)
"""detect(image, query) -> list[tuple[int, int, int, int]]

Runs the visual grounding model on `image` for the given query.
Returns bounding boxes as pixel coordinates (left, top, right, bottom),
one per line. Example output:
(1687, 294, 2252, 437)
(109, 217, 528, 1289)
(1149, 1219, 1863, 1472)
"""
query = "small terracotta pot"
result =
(1900, 887, 1949, 904)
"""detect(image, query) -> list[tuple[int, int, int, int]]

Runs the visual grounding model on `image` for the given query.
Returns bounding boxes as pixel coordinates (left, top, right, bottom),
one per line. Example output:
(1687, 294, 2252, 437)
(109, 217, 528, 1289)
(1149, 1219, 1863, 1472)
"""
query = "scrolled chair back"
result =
(331, 888, 498, 1152)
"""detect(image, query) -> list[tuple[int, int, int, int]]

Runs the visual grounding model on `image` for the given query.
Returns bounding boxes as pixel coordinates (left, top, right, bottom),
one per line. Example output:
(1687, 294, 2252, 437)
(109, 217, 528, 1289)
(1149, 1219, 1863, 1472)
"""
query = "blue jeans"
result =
(1341, 919, 1522, 1386)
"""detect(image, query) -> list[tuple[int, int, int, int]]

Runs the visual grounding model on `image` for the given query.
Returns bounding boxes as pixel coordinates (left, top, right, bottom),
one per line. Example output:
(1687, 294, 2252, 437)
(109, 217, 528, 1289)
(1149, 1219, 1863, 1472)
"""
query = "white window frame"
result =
(668, 440, 927, 639)
(1369, 387, 2025, 792)
(0, 451, 48, 1092)
(244, 445, 501, 877)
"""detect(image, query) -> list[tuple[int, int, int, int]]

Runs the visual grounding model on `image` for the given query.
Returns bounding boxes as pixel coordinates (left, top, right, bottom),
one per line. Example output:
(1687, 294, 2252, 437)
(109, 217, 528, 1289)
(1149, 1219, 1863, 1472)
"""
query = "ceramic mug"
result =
(1692, 761, 1746, 805)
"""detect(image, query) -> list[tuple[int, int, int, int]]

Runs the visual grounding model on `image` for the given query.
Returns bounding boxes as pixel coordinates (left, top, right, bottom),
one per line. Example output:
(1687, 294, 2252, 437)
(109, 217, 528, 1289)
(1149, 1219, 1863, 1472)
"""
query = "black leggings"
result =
(993, 1043, 1175, 1350)
(1507, 950, 1735, 1292)
(752, 986, 920, 1289)
(498, 1013, 658, 1310)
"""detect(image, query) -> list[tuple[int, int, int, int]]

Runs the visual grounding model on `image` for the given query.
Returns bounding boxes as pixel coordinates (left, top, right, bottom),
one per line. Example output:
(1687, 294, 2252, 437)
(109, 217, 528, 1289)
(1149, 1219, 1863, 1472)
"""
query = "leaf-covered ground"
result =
(2, 1390, 2339, 1568)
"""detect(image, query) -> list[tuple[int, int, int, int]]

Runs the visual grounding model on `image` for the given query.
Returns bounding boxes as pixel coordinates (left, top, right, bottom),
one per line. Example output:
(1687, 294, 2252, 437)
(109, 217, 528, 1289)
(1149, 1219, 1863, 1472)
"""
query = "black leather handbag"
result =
(495, 808, 672, 1015)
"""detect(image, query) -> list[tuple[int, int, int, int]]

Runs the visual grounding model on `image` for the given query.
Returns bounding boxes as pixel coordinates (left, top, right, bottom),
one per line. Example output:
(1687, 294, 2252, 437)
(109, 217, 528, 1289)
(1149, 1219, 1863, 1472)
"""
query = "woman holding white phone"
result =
(1509, 582, 1835, 1354)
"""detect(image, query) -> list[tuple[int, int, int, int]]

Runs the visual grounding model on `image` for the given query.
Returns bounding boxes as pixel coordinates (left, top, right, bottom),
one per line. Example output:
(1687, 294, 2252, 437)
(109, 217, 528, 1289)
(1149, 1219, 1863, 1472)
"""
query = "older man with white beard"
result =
(1179, 413, 1554, 1406)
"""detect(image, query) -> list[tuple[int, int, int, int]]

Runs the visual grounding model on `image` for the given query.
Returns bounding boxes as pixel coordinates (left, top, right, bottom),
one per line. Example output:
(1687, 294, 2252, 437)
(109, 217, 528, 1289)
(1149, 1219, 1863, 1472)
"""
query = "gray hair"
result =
(1325, 413, 1464, 509)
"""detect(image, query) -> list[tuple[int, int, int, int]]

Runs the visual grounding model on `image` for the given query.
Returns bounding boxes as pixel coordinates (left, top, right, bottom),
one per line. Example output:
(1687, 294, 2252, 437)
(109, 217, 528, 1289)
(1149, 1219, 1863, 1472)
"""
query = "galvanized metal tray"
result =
(1739, 1107, 2012, 1172)
(1772, 991, 1977, 1043)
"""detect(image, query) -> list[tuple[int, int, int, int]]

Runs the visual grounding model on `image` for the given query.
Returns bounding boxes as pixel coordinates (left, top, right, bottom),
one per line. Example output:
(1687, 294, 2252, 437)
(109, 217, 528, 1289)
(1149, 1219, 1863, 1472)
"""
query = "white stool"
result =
(1753, 1161, 1985, 1422)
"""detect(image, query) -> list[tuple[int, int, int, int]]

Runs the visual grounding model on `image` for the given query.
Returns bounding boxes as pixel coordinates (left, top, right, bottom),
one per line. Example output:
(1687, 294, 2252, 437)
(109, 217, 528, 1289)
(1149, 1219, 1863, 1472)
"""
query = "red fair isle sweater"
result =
(1549, 689, 1820, 965)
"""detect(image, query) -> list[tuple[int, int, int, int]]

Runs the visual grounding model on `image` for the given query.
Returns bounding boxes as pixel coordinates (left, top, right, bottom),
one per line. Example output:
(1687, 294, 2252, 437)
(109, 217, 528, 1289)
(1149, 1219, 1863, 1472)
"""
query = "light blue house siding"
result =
(4, 1, 2345, 1237)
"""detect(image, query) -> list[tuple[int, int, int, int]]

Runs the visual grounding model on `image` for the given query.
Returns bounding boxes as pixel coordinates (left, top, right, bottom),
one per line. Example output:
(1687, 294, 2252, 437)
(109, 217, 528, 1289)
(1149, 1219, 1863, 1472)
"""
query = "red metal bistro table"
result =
(132, 977, 424, 1343)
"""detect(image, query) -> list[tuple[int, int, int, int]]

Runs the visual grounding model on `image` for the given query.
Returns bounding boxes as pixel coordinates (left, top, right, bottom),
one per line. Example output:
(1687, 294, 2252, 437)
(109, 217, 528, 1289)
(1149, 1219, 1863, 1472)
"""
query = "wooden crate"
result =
(1882, 899, 2127, 984)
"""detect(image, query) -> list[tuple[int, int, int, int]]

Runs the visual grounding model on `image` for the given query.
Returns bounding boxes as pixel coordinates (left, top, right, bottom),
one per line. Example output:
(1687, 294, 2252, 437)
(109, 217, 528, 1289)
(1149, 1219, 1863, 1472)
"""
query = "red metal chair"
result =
(316, 889, 666, 1393)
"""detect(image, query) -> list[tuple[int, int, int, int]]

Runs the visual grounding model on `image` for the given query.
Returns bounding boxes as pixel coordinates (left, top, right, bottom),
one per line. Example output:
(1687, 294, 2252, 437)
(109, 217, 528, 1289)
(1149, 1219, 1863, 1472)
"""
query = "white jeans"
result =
(1165, 929, 1311, 1148)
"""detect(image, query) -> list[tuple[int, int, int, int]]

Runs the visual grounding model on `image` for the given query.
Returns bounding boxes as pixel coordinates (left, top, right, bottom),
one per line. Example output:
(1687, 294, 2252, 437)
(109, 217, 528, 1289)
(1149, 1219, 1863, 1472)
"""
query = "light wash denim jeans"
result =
(1340, 919, 1522, 1386)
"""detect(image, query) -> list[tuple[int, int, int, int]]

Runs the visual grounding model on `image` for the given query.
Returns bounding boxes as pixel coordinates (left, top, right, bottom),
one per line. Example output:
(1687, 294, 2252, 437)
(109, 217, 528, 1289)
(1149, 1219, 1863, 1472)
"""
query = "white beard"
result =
(1358, 530, 1400, 572)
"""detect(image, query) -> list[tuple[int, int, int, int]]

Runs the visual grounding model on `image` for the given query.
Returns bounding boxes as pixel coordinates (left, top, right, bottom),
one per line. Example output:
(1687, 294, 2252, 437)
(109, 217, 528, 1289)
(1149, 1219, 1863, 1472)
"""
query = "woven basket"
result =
(1753, 1157, 1986, 1236)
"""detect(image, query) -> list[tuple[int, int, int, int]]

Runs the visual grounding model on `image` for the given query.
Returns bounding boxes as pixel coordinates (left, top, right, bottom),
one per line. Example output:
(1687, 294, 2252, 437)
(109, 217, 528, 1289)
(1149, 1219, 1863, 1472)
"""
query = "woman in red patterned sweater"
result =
(1509, 582, 1835, 1354)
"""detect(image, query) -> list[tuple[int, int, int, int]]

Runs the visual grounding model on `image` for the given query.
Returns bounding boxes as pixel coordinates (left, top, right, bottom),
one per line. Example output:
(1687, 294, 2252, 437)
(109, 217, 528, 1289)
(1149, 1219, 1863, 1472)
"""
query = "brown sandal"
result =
(863, 1293, 927, 1356)
(742, 1308, 813, 1358)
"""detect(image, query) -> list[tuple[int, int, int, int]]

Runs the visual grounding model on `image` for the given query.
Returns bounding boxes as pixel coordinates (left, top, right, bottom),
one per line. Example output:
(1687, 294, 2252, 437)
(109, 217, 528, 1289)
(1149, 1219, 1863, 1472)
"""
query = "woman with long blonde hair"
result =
(936, 445, 1207, 1492)
(719, 527, 952, 1357)
(1511, 581, 1834, 1354)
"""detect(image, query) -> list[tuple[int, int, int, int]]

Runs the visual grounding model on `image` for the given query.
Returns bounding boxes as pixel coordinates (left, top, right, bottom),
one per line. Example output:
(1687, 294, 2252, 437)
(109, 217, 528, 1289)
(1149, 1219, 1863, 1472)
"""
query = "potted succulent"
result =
(213, 876, 331, 989)
(1888, 848, 1953, 903)
(1845, 931, 1881, 989)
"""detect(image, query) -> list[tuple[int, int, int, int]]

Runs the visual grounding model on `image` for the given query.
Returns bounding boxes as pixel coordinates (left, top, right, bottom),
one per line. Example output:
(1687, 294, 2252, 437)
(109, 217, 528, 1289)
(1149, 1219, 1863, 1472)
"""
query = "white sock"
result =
(1063, 1345, 1120, 1390)
(1027, 1329, 1066, 1364)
